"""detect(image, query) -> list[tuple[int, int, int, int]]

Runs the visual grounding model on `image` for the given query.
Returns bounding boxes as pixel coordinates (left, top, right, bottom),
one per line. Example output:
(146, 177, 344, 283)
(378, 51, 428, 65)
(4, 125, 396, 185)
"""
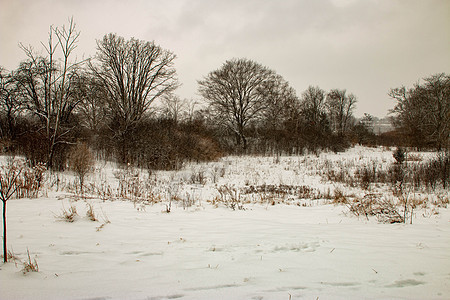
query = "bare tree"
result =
(1, 159, 23, 263)
(301, 86, 327, 126)
(257, 74, 299, 153)
(15, 18, 82, 169)
(326, 89, 357, 137)
(353, 113, 375, 145)
(0, 68, 23, 140)
(262, 74, 299, 131)
(160, 94, 187, 124)
(416, 73, 450, 150)
(299, 86, 331, 151)
(91, 33, 178, 163)
(390, 73, 449, 150)
(185, 98, 201, 123)
(72, 72, 107, 134)
(198, 58, 293, 151)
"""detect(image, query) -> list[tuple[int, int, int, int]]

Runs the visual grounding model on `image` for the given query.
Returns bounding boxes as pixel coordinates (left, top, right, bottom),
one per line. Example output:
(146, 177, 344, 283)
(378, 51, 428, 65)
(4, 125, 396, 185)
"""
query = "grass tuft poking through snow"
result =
(54, 203, 78, 222)
(21, 249, 39, 274)
(85, 202, 98, 221)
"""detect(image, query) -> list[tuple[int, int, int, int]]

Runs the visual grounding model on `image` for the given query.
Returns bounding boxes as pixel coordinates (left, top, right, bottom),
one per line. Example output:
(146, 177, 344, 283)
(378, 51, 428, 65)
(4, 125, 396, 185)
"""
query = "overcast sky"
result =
(1, 0, 449, 117)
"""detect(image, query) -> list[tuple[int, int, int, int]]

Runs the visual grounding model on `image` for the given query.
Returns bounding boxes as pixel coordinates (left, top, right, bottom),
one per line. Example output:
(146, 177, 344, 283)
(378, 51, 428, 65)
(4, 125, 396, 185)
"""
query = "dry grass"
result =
(54, 203, 78, 222)
(216, 185, 245, 210)
(332, 188, 347, 204)
(2, 247, 39, 274)
(1, 248, 20, 266)
(347, 194, 404, 223)
(21, 249, 39, 274)
(85, 203, 98, 221)
(96, 208, 111, 231)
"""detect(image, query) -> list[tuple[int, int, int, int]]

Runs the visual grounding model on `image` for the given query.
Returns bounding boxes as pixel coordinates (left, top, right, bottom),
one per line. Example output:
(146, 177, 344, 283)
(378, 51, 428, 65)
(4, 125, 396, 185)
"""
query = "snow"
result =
(1, 146, 449, 299)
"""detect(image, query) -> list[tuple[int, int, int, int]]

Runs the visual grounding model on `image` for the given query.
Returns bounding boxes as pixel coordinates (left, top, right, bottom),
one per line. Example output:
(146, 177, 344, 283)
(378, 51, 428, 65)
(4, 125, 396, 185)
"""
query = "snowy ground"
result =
(1, 146, 449, 299)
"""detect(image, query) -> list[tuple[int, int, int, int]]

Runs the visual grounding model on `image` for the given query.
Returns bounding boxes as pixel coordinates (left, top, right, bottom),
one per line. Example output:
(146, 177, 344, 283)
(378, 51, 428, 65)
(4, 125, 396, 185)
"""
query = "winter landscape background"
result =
(1, 1, 449, 299)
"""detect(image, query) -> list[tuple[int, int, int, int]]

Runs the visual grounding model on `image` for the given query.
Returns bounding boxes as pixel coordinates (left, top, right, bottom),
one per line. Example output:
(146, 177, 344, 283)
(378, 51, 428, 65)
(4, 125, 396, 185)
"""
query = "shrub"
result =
(94, 117, 224, 170)
(15, 120, 76, 171)
(16, 163, 46, 198)
(355, 164, 378, 190)
(423, 152, 449, 189)
(408, 152, 449, 190)
(68, 143, 95, 194)
(114, 166, 143, 200)
(348, 194, 403, 223)
(189, 169, 206, 185)
(216, 185, 245, 210)
(393, 147, 406, 165)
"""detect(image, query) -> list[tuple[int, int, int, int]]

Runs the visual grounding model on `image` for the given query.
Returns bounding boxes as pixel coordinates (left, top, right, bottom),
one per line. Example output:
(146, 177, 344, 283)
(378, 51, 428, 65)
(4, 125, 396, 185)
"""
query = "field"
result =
(1, 146, 449, 300)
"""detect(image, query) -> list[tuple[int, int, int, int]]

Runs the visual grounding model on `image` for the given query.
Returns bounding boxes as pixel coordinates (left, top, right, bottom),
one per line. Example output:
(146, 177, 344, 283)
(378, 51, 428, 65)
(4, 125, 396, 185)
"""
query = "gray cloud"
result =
(1, 0, 449, 117)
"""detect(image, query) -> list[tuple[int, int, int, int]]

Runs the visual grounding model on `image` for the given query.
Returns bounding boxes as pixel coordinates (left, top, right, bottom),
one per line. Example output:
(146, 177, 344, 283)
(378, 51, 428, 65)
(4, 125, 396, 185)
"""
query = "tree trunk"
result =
(242, 135, 248, 151)
(7, 110, 15, 140)
(2, 200, 7, 263)
(121, 132, 128, 165)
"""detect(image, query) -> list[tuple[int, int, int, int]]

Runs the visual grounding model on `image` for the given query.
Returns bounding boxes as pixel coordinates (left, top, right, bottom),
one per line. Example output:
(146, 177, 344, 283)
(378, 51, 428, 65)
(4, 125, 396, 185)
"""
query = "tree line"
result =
(0, 19, 448, 170)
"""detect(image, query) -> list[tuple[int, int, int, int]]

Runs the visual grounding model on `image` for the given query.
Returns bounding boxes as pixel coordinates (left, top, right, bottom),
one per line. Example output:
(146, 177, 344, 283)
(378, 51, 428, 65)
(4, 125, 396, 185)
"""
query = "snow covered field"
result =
(1, 146, 449, 299)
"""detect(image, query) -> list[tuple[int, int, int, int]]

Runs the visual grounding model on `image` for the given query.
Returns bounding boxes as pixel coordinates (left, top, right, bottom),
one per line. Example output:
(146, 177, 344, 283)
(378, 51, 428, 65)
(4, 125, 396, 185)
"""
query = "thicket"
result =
(324, 149, 449, 192)
(95, 117, 223, 170)
(322, 148, 449, 224)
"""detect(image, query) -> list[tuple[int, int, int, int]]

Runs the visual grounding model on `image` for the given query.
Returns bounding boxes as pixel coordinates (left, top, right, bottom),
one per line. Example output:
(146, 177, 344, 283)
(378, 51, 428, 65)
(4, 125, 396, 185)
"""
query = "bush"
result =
(393, 147, 406, 165)
(412, 152, 449, 189)
(68, 143, 95, 194)
(348, 194, 403, 223)
(103, 118, 224, 170)
(355, 164, 378, 190)
(14, 119, 78, 171)
(16, 163, 46, 198)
